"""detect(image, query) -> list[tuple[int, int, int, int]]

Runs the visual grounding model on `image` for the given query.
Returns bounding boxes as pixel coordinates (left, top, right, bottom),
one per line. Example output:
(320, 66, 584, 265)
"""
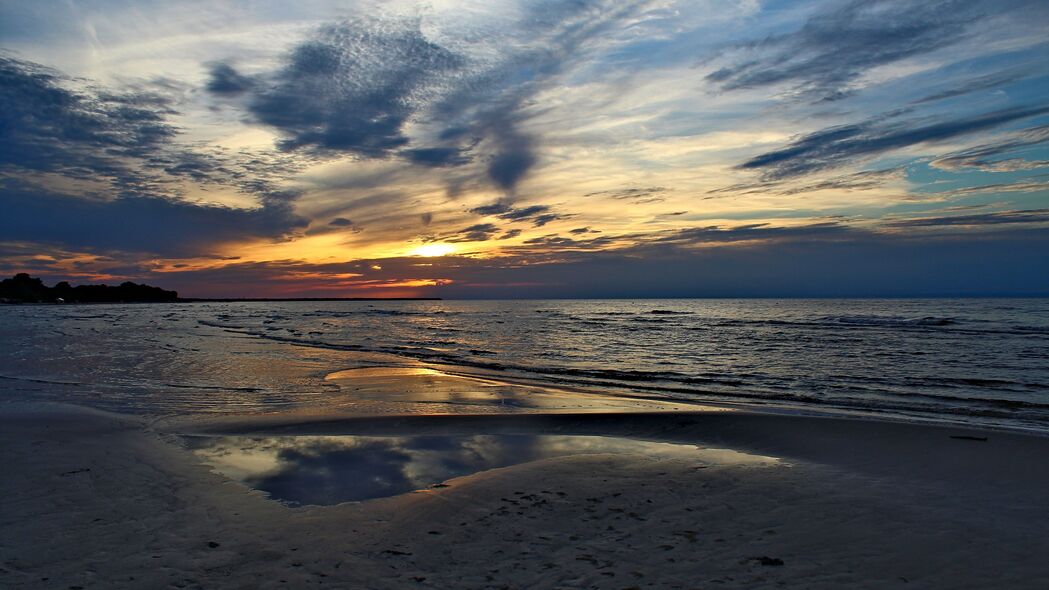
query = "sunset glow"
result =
(411, 244, 457, 258)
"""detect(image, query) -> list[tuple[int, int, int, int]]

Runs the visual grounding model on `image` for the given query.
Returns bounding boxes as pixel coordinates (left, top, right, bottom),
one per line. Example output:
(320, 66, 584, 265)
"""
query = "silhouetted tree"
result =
(0, 274, 178, 303)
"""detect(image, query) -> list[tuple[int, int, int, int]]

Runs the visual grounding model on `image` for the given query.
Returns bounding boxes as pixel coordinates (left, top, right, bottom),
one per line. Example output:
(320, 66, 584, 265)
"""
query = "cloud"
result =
(929, 124, 1049, 172)
(198, 2, 659, 197)
(403, 146, 472, 167)
(0, 54, 176, 180)
(447, 223, 501, 242)
(238, 18, 463, 158)
(710, 168, 905, 197)
(204, 61, 255, 95)
(886, 209, 1049, 227)
(1, 54, 306, 205)
(911, 68, 1033, 105)
(319, 217, 364, 234)
(739, 105, 1049, 179)
(531, 213, 560, 227)
(0, 185, 306, 257)
(494, 204, 549, 221)
(485, 130, 536, 193)
(936, 180, 1049, 197)
(584, 186, 668, 204)
(469, 202, 566, 227)
(469, 202, 512, 216)
(705, 0, 988, 102)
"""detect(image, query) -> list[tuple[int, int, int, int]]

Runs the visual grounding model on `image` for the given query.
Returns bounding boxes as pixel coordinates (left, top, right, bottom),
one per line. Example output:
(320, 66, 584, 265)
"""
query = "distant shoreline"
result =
(178, 297, 443, 302)
(1, 297, 443, 304)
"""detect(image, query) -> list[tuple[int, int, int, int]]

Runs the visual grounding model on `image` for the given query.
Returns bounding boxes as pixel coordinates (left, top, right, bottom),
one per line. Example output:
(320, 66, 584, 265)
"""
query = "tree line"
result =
(0, 273, 178, 303)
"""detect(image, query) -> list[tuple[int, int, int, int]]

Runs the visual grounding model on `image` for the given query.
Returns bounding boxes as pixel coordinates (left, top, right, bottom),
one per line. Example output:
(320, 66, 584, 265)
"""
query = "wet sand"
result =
(3, 369, 1049, 589)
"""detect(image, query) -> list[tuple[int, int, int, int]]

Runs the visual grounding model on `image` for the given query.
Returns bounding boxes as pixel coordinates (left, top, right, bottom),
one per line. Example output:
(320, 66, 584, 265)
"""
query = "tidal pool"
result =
(185, 433, 780, 506)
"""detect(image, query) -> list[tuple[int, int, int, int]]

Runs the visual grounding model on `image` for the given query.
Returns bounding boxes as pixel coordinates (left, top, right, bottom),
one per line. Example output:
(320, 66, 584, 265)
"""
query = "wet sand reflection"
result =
(185, 433, 781, 506)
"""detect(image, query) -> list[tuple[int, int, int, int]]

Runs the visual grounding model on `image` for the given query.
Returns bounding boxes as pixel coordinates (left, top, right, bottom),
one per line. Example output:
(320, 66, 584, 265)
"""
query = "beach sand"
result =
(3, 372, 1049, 589)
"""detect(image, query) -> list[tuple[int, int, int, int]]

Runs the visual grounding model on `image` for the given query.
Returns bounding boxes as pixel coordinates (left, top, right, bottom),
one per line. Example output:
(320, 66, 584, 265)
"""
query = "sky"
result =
(1, 0, 1047, 298)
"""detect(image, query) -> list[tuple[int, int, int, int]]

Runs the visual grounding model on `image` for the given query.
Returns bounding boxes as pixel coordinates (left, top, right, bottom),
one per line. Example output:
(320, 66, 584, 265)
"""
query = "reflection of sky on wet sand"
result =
(185, 434, 781, 506)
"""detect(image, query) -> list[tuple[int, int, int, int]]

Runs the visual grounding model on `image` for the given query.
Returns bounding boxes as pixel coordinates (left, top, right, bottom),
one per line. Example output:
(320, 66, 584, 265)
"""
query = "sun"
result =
(411, 243, 456, 257)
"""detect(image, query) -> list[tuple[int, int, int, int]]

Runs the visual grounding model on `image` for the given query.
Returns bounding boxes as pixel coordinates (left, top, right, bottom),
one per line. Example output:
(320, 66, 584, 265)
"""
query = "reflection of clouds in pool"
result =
(257, 441, 414, 506)
(185, 434, 782, 506)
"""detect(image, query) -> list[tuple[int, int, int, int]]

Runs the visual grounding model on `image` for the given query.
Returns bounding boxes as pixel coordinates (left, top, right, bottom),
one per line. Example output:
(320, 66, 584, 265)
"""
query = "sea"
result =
(2, 298, 1048, 433)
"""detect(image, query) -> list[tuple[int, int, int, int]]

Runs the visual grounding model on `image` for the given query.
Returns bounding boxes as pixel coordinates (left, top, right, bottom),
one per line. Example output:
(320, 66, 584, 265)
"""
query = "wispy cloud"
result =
(739, 105, 1049, 180)
(886, 209, 1049, 227)
(705, 0, 986, 102)
(929, 125, 1049, 172)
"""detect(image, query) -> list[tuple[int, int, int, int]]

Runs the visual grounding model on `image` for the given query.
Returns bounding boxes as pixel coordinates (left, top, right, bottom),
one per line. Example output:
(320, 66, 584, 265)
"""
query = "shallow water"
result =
(2, 299, 1048, 432)
(184, 434, 778, 505)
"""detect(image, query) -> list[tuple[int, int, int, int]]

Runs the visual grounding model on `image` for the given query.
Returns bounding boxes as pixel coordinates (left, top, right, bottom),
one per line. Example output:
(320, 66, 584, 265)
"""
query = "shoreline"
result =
(4, 401, 1049, 588)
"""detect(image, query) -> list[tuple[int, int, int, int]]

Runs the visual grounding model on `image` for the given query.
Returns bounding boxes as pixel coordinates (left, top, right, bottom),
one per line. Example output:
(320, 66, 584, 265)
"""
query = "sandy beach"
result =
(4, 392, 1049, 589)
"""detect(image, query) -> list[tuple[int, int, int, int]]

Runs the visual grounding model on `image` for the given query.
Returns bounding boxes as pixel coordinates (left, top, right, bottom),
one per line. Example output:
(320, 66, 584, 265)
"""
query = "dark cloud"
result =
(205, 62, 255, 95)
(706, 0, 985, 102)
(886, 209, 1049, 228)
(1, 54, 305, 202)
(0, 55, 176, 180)
(531, 213, 560, 227)
(0, 185, 306, 257)
(0, 55, 309, 260)
(486, 131, 536, 193)
(424, 0, 655, 193)
(200, 2, 652, 195)
(499, 229, 522, 240)
(496, 205, 549, 221)
(469, 202, 566, 227)
(325, 217, 363, 233)
(469, 202, 512, 216)
(447, 223, 501, 242)
(522, 235, 581, 247)
(239, 18, 463, 158)
(403, 146, 472, 167)
(740, 105, 1049, 179)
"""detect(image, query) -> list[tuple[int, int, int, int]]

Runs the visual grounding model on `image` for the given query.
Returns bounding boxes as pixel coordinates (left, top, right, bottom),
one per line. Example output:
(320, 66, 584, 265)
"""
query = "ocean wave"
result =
(823, 315, 957, 327)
